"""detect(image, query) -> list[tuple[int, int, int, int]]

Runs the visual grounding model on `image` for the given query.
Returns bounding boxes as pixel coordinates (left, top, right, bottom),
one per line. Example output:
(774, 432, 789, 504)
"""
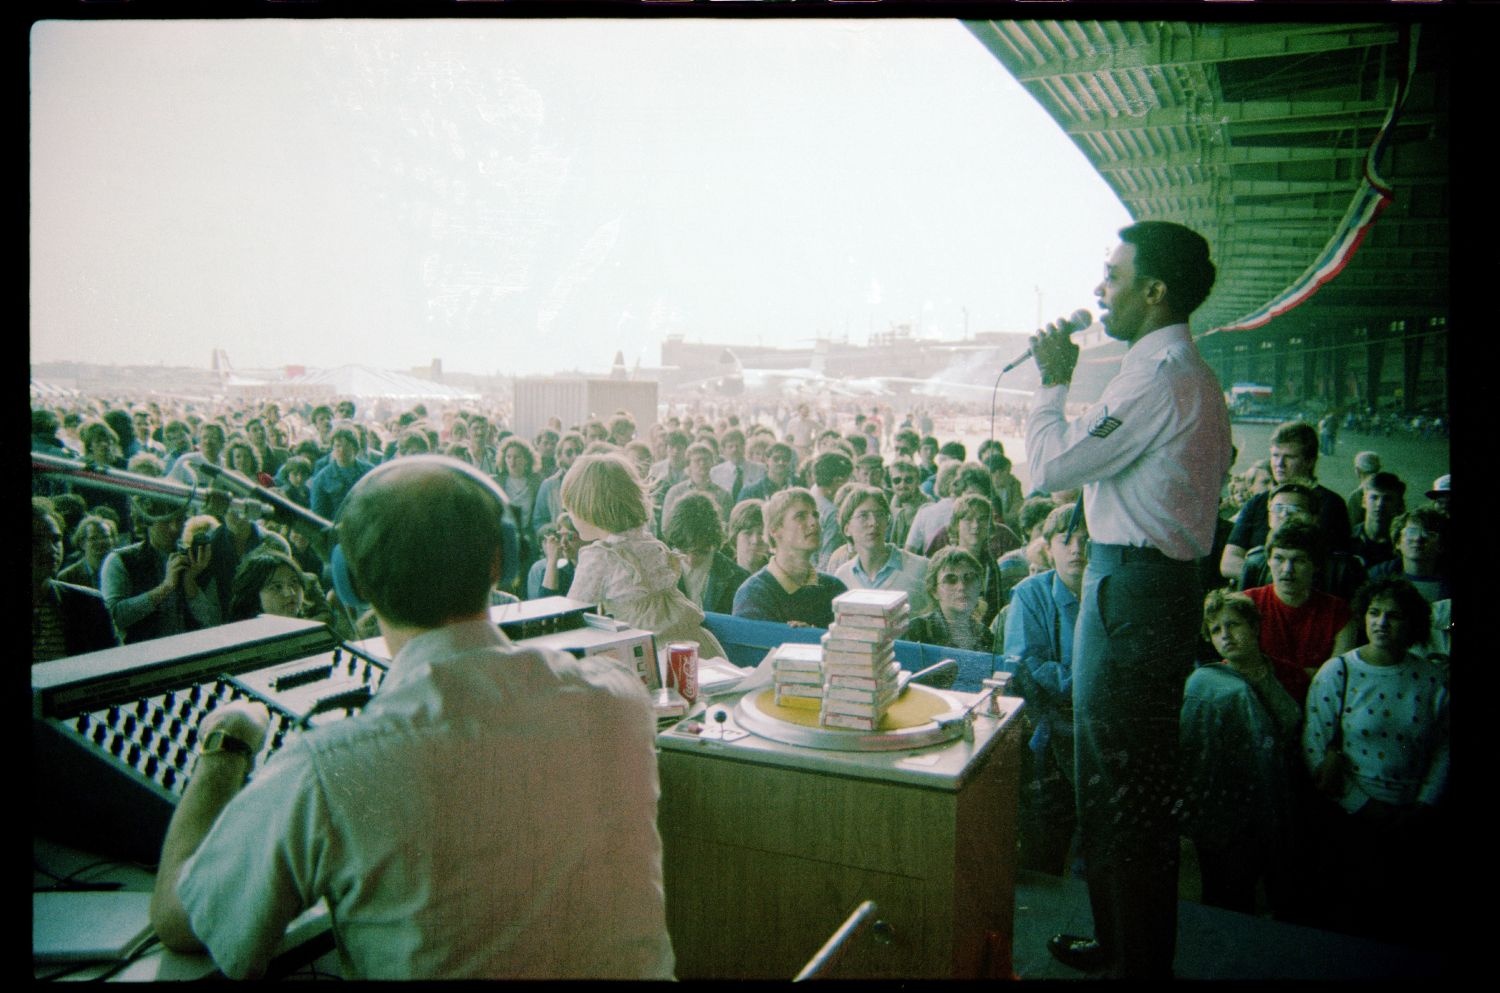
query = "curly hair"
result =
(1351, 576, 1431, 650)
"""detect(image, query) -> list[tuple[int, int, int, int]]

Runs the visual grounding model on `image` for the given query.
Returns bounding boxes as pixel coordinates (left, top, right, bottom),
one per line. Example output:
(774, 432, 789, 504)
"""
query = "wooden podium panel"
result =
(657, 693, 1023, 979)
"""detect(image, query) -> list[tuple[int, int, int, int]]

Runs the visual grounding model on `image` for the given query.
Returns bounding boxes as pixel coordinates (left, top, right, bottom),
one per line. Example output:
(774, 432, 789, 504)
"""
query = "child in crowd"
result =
(279, 456, 313, 509)
(561, 453, 727, 661)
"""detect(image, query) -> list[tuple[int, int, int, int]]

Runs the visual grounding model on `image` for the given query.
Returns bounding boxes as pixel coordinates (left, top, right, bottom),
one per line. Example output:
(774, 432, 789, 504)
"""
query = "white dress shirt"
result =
(709, 459, 766, 500)
(1025, 323, 1231, 561)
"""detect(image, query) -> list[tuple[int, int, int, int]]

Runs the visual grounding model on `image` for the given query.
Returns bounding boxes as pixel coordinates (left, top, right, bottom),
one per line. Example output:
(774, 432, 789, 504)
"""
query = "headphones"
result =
(329, 455, 522, 614)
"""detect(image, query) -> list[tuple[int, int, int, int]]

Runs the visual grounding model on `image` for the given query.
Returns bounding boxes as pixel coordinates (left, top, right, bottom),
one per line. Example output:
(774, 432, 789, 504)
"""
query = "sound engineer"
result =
(149, 454, 675, 979)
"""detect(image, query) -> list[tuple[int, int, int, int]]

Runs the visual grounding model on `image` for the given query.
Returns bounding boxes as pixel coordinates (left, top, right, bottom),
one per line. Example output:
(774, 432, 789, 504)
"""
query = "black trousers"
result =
(1072, 543, 1200, 979)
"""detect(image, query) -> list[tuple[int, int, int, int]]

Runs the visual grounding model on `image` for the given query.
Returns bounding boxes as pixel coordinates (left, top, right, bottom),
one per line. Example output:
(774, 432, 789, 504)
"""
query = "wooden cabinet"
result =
(657, 692, 1024, 979)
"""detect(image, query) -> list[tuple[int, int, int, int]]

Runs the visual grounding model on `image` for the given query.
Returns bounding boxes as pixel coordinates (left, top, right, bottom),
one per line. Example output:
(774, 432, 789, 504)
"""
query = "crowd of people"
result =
(32, 286, 1450, 972)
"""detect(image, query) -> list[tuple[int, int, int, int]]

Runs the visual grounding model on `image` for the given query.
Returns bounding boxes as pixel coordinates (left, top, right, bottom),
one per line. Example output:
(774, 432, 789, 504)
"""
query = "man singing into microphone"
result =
(1024, 222, 1231, 979)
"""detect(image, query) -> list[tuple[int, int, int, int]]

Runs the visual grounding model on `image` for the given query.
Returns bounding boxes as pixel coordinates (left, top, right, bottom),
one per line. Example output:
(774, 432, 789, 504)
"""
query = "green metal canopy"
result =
(964, 18, 1448, 339)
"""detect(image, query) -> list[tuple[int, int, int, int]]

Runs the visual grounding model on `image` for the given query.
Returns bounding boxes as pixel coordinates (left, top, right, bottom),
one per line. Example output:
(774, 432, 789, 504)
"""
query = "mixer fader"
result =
(35, 605, 614, 863)
(58, 642, 388, 808)
(33, 616, 381, 861)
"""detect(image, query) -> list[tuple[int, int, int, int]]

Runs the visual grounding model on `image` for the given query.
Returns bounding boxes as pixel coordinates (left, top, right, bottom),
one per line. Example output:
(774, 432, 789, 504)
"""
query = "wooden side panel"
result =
(663, 834, 928, 979)
(658, 726, 1021, 979)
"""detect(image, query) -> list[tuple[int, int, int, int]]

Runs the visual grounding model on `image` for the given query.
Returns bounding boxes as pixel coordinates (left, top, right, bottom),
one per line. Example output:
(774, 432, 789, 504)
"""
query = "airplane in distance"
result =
(668, 347, 1035, 401)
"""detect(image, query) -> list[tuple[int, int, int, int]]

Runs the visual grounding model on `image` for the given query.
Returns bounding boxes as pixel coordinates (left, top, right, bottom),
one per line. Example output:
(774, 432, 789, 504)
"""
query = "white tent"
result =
(30, 378, 79, 400)
(281, 364, 480, 401)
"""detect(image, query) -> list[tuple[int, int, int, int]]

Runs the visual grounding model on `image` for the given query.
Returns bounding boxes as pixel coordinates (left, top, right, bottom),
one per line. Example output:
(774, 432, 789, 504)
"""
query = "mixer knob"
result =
(162, 767, 177, 790)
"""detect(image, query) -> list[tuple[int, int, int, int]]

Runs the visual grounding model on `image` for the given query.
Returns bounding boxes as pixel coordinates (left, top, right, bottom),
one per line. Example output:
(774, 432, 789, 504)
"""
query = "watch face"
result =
(204, 729, 253, 755)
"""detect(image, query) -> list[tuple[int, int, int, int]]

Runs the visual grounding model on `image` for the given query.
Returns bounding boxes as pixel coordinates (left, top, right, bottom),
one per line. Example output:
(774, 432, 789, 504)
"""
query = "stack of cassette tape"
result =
(818, 589, 910, 730)
(771, 641, 825, 708)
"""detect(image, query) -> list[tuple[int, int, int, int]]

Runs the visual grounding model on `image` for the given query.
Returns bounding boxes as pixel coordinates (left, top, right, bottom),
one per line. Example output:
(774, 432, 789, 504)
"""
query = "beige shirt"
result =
(179, 619, 675, 979)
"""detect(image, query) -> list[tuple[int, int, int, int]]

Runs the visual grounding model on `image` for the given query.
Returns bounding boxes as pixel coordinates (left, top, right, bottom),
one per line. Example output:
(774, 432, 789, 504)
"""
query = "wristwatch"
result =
(201, 728, 256, 758)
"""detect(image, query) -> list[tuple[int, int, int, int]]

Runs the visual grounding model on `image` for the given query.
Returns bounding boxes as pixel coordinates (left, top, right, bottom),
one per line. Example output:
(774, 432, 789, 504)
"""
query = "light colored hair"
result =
(763, 487, 816, 549)
(1201, 588, 1260, 641)
(72, 514, 117, 548)
(561, 453, 650, 533)
(181, 514, 218, 547)
(837, 484, 890, 533)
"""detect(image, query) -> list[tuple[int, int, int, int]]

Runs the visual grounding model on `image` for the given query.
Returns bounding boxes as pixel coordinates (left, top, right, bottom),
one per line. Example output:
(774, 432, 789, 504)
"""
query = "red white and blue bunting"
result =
(1207, 24, 1420, 336)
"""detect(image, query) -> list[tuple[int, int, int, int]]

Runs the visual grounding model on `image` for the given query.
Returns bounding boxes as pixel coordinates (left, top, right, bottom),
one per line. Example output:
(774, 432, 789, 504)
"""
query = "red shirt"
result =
(1244, 585, 1352, 705)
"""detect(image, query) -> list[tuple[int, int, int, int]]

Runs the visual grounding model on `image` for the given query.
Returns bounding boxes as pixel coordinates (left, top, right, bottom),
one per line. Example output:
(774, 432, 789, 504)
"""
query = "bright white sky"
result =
(30, 17, 1132, 378)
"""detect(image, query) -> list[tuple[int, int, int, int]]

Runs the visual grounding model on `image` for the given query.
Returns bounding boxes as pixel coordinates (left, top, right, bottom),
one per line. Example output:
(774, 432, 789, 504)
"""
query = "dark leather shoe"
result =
(1047, 933, 1109, 972)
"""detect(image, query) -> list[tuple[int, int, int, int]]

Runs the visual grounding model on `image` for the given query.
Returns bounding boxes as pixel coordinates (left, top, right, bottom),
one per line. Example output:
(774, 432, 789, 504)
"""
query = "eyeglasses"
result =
(938, 572, 980, 586)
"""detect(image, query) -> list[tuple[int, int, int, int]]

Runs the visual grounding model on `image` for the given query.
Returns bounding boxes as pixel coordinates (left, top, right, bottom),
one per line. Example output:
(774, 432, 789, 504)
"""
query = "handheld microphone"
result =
(1000, 309, 1094, 374)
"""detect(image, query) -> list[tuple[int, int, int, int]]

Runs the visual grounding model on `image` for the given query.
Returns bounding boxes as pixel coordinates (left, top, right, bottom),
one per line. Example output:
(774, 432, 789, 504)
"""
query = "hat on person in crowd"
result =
(1426, 474, 1450, 500)
(1353, 451, 1381, 473)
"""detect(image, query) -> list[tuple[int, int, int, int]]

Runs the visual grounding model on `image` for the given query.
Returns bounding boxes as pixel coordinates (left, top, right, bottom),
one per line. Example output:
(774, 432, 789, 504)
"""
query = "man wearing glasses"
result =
(886, 459, 930, 549)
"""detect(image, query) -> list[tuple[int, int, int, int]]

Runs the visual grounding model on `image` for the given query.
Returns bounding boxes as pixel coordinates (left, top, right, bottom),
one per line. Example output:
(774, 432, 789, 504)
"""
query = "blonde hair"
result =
(561, 452, 650, 533)
(181, 514, 219, 547)
(762, 487, 816, 549)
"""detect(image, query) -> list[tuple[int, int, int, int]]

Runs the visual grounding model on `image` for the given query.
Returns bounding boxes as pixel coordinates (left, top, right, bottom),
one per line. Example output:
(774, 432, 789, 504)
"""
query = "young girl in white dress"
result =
(562, 452, 727, 662)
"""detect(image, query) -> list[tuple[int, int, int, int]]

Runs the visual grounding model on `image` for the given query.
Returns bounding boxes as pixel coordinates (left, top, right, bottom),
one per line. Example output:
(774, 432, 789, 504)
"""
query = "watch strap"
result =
(202, 728, 255, 757)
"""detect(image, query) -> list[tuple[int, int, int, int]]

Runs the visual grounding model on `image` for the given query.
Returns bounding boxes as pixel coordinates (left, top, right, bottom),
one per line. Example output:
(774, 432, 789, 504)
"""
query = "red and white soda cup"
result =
(666, 641, 699, 706)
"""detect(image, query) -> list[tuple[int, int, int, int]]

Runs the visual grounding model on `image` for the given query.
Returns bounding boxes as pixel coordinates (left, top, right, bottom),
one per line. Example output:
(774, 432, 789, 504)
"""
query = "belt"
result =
(1086, 541, 1187, 565)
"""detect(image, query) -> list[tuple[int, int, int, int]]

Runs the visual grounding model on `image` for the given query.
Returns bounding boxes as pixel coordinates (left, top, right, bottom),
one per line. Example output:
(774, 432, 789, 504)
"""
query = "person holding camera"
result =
(201, 497, 273, 618)
(100, 496, 218, 643)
